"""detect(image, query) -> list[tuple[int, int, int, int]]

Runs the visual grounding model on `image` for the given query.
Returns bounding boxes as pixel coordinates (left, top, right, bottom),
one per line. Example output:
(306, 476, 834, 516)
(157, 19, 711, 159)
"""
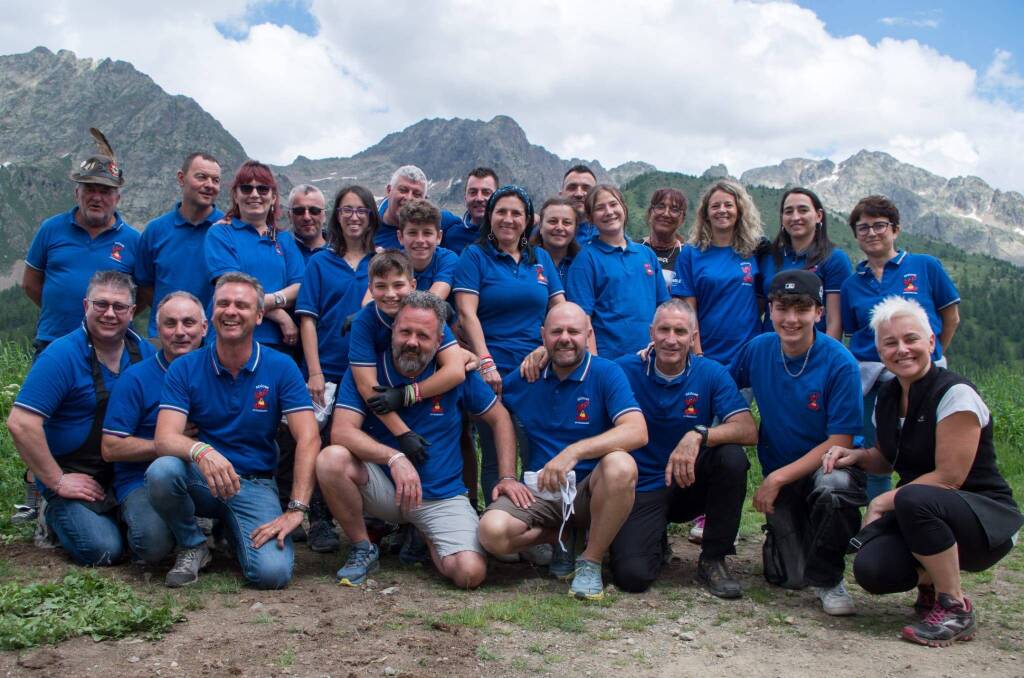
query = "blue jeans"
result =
(43, 491, 123, 566)
(861, 381, 892, 500)
(145, 457, 293, 589)
(477, 414, 530, 509)
(121, 486, 175, 564)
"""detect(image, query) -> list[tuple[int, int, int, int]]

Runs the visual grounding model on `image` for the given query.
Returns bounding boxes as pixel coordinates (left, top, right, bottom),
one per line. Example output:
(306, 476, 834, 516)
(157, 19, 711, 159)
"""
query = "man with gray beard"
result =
(317, 291, 525, 588)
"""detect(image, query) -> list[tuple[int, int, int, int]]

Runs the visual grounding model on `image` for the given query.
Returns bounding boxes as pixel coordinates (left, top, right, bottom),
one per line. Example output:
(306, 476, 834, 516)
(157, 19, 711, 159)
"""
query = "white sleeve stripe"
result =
(548, 290, 565, 299)
(100, 428, 131, 438)
(293, 310, 318, 318)
(719, 407, 751, 422)
(24, 260, 42, 271)
(611, 406, 642, 422)
(334, 403, 365, 415)
(937, 298, 961, 310)
(12, 403, 50, 418)
(158, 404, 190, 415)
(470, 395, 498, 416)
(349, 361, 376, 367)
(451, 287, 479, 295)
(282, 405, 314, 414)
(438, 341, 457, 351)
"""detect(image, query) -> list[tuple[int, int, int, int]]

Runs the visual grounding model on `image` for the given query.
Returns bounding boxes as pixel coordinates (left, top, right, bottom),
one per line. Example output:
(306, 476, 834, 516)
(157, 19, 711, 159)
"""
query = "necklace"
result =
(781, 341, 813, 378)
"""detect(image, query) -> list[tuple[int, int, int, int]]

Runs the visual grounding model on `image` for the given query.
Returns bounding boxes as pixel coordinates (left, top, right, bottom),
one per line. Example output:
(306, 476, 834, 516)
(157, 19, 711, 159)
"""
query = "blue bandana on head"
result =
(484, 184, 534, 232)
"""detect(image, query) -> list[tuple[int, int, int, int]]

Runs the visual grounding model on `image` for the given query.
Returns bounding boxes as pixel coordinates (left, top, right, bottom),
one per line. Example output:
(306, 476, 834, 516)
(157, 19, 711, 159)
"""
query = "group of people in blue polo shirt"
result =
(7, 140, 1020, 649)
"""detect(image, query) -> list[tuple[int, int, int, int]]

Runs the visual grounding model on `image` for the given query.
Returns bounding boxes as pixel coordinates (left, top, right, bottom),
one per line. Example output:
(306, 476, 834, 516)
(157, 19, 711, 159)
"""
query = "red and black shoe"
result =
(902, 593, 977, 647)
(913, 583, 936, 618)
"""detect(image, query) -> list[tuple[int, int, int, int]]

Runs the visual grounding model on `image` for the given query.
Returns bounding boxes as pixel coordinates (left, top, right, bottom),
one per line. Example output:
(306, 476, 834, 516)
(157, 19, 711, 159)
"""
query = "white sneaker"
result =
(521, 543, 553, 566)
(814, 581, 856, 616)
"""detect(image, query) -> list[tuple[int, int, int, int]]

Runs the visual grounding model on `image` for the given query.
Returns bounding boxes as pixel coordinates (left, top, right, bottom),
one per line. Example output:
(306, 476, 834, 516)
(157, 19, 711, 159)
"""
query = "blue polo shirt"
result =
(576, 221, 598, 245)
(840, 250, 960, 362)
(730, 331, 862, 476)
(502, 352, 642, 481)
(452, 243, 564, 373)
(617, 352, 750, 493)
(134, 203, 224, 337)
(566, 238, 669, 360)
(414, 247, 458, 293)
(204, 219, 306, 347)
(441, 212, 481, 255)
(348, 301, 457, 368)
(26, 208, 141, 342)
(295, 237, 328, 263)
(294, 249, 371, 382)
(671, 244, 761, 366)
(335, 352, 496, 500)
(101, 352, 172, 502)
(160, 341, 312, 475)
(759, 248, 852, 334)
(14, 325, 155, 459)
(375, 204, 463, 250)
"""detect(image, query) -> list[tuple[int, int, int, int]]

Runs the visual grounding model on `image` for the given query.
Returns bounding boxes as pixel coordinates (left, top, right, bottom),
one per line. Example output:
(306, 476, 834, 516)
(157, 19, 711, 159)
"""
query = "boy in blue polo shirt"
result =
(612, 299, 757, 597)
(147, 273, 319, 590)
(731, 270, 865, 616)
(101, 292, 207, 572)
(319, 292, 520, 588)
(396, 199, 459, 300)
(478, 303, 647, 601)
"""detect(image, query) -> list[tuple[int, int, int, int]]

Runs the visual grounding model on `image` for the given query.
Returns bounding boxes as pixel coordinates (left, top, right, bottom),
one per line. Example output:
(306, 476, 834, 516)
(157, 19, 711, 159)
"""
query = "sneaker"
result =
(688, 515, 706, 544)
(569, 558, 605, 601)
(902, 593, 976, 647)
(32, 498, 57, 549)
(913, 583, 936, 618)
(399, 526, 430, 565)
(814, 581, 856, 616)
(365, 517, 396, 549)
(290, 522, 308, 543)
(549, 532, 575, 580)
(695, 556, 742, 599)
(336, 541, 380, 587)
(12, 480, 41, 525)
(661, 531, 673, 565)
(165, 543, 212, 588)
(521, 543, 553, 566)
(308, 519, 341, 554)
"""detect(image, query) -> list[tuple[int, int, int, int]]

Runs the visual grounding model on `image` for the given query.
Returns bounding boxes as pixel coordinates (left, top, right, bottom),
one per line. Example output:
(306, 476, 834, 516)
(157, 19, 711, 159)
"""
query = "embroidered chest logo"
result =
(902, 273, 919, 294)
(430, 396, 444, 416)
(535, 265, 548, 285)
(252, 385, 270, 412)
(109, 242, 125, 262)
(644, 263, 655, 276)
(683, 393, 699, 418)
(274, 241, 284, 256)
(575, 397, 591, 424)
(740, 262, 754, 285)
(807, 391, 821, 411)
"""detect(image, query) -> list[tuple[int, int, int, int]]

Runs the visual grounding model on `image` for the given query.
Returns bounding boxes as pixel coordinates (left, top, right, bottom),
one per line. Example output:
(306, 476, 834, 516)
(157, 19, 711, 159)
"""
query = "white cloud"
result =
(1, 0, 1024, 193)
(879, 15, 941, 29)
(982, 49, 1024, 91)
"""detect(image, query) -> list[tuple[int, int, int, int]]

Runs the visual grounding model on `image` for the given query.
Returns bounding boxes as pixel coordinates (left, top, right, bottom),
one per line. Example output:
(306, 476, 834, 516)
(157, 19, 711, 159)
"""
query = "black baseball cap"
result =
(768, 270, 823, 305)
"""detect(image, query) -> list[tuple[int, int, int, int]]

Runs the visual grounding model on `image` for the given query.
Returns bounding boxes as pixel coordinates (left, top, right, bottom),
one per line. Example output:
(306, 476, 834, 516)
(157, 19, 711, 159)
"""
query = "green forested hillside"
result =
(622, 171, 1024, 374)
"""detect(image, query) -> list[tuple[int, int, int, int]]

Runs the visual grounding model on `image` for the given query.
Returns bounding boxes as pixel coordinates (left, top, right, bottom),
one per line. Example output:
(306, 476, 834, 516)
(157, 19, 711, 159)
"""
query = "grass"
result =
(433, 592, 611, 633)
(0, 570, 182, 649)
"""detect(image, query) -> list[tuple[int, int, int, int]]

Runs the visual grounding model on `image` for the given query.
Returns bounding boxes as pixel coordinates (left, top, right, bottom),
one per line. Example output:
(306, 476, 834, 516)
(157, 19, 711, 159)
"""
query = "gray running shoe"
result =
(165, 543, 212, 588)
(336, 541, 380, 587)
(569, 558, 605, 601)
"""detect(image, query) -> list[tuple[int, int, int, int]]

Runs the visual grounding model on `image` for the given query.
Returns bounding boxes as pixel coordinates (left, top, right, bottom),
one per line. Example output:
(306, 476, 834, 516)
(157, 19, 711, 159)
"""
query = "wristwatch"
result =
(286, 499, 310, 514)
(694, 425, 709, 446)
(273, 292, 285, 309)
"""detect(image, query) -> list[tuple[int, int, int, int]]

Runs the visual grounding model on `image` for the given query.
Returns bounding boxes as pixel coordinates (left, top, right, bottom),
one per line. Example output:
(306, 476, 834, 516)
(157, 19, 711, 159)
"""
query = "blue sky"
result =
(215, 0, 319, 40)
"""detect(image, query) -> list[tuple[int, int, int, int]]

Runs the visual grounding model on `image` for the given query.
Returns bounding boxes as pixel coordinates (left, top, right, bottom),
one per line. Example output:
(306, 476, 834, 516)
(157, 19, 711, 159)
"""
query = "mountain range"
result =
(2, 44, 1024, 287)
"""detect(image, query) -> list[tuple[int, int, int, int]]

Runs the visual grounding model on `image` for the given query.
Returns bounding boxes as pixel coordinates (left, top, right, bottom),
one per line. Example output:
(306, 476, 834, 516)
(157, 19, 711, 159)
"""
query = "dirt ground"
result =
(2, 531, 1023, 678)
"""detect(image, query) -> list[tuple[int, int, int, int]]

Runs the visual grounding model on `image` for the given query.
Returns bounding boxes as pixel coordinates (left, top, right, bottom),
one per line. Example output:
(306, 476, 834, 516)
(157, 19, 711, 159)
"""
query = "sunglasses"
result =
(238, 184, 272, 196)
(291, 206, 324, 216)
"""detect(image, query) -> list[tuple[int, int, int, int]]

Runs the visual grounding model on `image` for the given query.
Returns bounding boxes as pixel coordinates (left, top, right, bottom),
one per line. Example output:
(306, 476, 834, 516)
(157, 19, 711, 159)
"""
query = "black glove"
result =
(397, 431, 430, 466)
(368, 385, 406, 415)
(340, 311, 358, 336)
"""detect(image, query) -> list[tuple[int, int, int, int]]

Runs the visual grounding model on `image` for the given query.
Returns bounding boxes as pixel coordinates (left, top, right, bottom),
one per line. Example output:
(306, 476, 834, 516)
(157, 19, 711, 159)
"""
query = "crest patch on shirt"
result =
(274, 241, 284, 256)
(575, 397, 590, 424)
(253, 385, 270, 412)
(903, 273, 918, 294)
(740, 262, 754, 285)
(535, 264, 547, 285)
(807, 391, 821, 411)
(683, 393, 699, 418)
(644, 263, 655, 276)
(430, 396, 444, 416)
(109, 242, 124, 262)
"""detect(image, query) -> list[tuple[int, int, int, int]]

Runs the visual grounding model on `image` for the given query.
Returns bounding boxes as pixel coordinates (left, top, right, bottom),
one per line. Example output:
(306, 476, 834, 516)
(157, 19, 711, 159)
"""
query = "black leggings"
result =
(854, 484, 1014, 594)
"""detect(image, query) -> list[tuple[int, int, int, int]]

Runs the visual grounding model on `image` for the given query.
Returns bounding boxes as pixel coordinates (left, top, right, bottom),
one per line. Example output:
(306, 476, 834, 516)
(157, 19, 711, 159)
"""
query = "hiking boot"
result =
(902, 593, 976, 647)
(814, 580, 856, 616)
(913, 583, 936, 618)
(12, 479, 41, 525)
(569, 558, 605, 601)
(165, 543, 212, 588)
(696, 556, 742, 599)
(399, 526, 430, 565)
(336, 541, 380, 587)
(688, 515, 705, 544)
(521, 543, 553, 566)
(307, 519, 341, 554)
(549, 532, 575, 580)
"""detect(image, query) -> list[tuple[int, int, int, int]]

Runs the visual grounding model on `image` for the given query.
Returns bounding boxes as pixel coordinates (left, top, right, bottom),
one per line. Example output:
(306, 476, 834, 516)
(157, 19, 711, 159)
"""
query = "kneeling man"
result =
(479, 303, 647, 600)
(613, 299, 757, 596)
(319, 291, 518, 589)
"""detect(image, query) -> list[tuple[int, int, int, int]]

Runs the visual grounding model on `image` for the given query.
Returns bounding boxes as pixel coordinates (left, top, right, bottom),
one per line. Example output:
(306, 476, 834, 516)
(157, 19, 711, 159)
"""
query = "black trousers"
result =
(610, 444, 750, 593)
(765, 467, 866, 588)
(275, 420, 331, 523)
(853, 483, 1015, 594)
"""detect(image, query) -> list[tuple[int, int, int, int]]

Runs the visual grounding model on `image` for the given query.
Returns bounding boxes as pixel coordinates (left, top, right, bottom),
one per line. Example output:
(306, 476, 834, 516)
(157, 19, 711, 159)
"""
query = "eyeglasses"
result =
(89, 299, 133, 315)
(291, 206, 324, 216)
(854, 221, 893, 236)
(238, 184, 272, 196)
(652, 204, 683, 216)
(340, 206, 372, 218)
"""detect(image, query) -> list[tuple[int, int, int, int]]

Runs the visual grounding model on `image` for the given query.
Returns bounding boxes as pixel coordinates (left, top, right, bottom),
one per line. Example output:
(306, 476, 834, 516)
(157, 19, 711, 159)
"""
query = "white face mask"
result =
(522, 470, 577, 552)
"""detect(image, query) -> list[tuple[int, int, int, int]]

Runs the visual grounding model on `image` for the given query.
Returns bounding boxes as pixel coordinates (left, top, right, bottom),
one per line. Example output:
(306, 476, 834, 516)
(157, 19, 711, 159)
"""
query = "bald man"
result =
(478, 303, 646, 600)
